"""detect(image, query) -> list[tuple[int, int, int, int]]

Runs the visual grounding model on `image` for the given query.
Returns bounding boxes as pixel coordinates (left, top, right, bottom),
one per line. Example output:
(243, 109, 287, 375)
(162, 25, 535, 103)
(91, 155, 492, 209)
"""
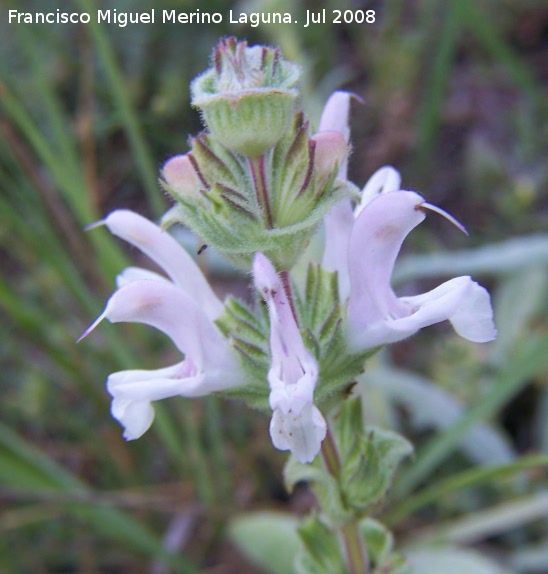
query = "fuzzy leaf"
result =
(295, 516, 346, 574)
(334, 399, 414, 514)
(228, 512, 301, 574)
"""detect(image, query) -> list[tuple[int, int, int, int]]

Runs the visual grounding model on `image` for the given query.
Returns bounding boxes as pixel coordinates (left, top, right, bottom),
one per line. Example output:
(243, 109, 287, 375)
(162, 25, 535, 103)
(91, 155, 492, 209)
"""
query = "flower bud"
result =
(310, 131, 349, 191)
(161, 154, 205, 200)
(191, 37, 300, 157)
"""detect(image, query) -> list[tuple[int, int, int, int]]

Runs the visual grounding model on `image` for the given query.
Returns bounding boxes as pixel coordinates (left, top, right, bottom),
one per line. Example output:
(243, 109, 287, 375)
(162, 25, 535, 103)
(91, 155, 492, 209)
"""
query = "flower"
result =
(315, 93, 495, 349)
(346, 191, 497, 349)
(253, 252, 326, 463)
(80, 210, 242, 439)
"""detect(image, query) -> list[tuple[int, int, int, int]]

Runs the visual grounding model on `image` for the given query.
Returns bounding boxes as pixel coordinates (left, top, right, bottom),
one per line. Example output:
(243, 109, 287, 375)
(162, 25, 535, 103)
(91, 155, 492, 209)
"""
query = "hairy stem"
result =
(341, 523, 370, 574)
(321, 422, 370, 574)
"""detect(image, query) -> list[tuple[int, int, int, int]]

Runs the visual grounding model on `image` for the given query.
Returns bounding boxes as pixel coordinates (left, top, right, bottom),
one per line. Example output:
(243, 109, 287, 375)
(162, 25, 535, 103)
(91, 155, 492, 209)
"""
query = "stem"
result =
(320, 423, 341, 478)
(341, 523, 370, 574)
(248, 155, 273, 228)
(320, 422, 370, 574)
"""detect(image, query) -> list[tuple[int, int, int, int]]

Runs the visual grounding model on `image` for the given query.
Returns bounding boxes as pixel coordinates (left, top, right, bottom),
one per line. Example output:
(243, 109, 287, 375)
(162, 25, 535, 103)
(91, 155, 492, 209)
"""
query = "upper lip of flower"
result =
(345, 190, 497, 349)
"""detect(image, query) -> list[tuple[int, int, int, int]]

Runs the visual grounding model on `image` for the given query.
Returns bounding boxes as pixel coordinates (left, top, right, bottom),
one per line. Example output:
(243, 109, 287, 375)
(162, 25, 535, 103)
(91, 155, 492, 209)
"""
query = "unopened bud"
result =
(161, 154, 205, 200)
(311, 131, 349, 190)
(191, 37, 301, 157)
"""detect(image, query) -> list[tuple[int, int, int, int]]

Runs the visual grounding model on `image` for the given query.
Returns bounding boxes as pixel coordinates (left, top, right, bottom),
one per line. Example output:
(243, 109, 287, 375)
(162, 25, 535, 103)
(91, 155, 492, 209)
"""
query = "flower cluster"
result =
(81, 41, 496, 465)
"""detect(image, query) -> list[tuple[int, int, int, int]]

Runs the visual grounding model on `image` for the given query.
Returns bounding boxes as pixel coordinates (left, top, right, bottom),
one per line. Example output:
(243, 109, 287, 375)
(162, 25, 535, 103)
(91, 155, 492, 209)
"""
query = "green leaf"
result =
(386, 454, 548, 525)
(406, 547, 510, 574)
(228, 512, 301, 574)
(284, 456, 347, 523)
(295, 516, 346, 574)
(360, 518, 394, 567)
(393, 234, 548, 285)
(334, 399, 413, 514)
(413, 492, 548, 547)
(343, 427, 413, 513)
(0, 422, 193, 571)
(394, 334, 548, 499)
(365, 367, 515, 467)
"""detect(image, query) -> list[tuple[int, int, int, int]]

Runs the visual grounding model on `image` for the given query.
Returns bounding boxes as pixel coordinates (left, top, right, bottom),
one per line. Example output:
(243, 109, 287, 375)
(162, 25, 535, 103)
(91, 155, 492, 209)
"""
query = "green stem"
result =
(320, 423, 341, 479)
(320, 422, 369, 574)
(341, 523, 370, 574)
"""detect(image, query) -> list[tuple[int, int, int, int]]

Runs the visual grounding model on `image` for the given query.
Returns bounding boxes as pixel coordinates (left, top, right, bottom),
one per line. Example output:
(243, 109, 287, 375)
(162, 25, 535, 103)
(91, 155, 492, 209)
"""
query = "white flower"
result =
(346, 191, 497, 348)
(253, 252, 326, 463)
(80, 210, 242, 439)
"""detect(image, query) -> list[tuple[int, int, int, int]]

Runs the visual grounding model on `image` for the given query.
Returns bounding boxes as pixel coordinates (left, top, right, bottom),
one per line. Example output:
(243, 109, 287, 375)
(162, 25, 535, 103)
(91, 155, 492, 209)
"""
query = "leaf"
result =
(295, 516, 346, 574)
(393, 234, 548, 285)
(365, 366, 515, 467)
(0, 423, 192, 571)
(393, 334, 548, 499)
(406, 547, 510, 574)
(228, 512, 301, 574)
(412, 492, 548, 546)
(386, 454, 548, 525)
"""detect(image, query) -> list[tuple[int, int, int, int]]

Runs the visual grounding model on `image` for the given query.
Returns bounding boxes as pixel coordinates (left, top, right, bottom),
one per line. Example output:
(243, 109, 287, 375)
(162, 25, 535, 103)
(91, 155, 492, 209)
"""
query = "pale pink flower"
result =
(347, 191, 497, 349)
(80, 210, 241, 439)
(318, 92, 405, 299)
(253, 253, 326, 463)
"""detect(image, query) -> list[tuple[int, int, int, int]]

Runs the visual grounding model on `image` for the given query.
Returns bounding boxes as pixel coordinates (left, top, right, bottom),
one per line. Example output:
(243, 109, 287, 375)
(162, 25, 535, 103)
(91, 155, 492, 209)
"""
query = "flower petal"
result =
(347, 191, 426, 336)
(162, 154, 204, 199)
(111, 398, 154, 440)
(103, 280, 236, 380)
(318, 91, 351, 181)
(107, 360, 209, 402)
(318, 91, 355, 297)
(253, 253, 317, 391)
(269, 403, 327, 464)
(116, 267, 170, 289)
(311, 131, 348, 188)
(347, 191, 496, 349)
(399, 277, 497, 343)
(253, 253, 324, 462)
(104, 210, 222, 319)
(318, 91, 351, 142)
(322, 199, 355, 300)
(356, 166, 401, 216)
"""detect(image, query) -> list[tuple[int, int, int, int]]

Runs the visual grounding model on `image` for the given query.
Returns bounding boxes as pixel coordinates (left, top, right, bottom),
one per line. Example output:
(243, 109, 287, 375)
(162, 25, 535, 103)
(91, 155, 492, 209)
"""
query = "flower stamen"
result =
(420, 202, 469, 236)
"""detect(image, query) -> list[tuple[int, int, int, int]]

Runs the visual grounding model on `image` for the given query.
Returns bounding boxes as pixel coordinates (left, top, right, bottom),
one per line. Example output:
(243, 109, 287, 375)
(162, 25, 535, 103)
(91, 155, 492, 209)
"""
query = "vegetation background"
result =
(0, 0, 547, 572)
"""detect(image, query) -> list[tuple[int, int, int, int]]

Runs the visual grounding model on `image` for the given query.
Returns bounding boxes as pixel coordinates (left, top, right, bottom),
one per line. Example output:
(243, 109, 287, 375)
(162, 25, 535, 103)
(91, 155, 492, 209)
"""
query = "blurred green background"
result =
(1, 0, 547, 572)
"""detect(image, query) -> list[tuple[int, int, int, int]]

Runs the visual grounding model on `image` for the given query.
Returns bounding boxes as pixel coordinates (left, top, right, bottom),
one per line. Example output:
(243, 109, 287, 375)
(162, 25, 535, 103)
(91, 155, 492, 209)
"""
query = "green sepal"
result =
(189, 132, 243, 190)
(162, 177, 356, 270)
(191, 38, 301, 157)
(294, 516, 347, 574)
(215, 296, 270, 409)
(295, 265, 380, 404)
(196, 90, 298, 157)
